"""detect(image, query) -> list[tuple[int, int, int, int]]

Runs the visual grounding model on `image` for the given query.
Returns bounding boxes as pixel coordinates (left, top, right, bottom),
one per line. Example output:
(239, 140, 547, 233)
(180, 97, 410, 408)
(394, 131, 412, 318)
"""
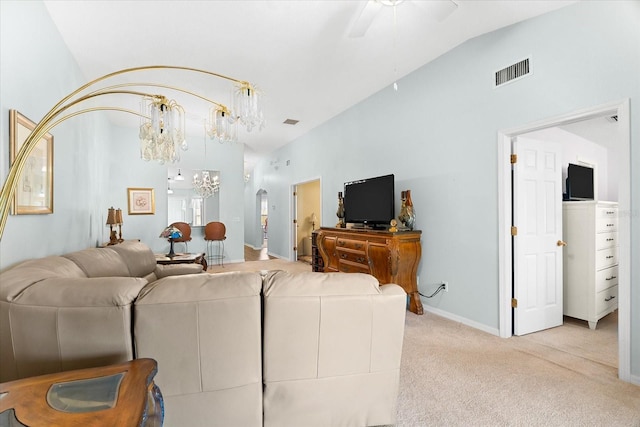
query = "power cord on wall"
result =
(419, 283, 446, 298)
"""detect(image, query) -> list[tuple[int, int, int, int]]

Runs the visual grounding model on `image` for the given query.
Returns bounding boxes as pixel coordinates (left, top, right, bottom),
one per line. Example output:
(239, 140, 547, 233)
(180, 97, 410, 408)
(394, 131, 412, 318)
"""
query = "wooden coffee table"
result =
(155, 252, 207, 271)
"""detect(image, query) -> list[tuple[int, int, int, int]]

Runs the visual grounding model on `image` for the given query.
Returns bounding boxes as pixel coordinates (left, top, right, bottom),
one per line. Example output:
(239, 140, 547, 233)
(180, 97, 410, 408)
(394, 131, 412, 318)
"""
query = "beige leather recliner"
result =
(0, 241, 202, 382)
(262, 271, 406, 427)
(134, 271, 264, 427)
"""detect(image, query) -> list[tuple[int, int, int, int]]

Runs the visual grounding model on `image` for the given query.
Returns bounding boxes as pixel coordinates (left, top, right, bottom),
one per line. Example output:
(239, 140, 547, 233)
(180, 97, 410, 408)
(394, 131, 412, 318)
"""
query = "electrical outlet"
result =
(443, 281, 449, 292)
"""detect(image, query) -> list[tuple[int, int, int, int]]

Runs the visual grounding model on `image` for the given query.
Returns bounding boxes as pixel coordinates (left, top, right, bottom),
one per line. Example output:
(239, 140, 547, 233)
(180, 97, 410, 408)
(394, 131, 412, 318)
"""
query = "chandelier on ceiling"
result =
(193, 171, 220, 198)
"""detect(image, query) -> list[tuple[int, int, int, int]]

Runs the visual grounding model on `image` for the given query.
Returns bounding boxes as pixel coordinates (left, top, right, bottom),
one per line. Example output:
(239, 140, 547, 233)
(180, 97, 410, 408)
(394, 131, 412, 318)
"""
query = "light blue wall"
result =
(247, 1, 640, 377)
(107, 126, 245, 261)
(0, 1, 246, 267)
(0, 0, 112, 267)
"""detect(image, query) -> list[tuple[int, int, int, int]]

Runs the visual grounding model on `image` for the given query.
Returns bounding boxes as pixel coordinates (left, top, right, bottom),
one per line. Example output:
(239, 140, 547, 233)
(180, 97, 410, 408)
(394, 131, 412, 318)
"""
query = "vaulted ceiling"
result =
(43, 0, 578, 169)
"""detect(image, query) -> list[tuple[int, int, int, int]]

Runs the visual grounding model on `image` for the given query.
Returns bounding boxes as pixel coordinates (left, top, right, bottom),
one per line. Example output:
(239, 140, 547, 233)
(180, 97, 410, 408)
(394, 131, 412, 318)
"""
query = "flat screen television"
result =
(343, 174, 394, 228)
(566, 163, 594, 200)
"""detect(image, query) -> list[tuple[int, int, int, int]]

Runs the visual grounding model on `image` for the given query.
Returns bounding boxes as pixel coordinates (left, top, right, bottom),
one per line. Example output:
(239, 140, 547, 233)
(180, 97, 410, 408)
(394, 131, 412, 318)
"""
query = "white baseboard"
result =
(422, 305, 501, 337)
(628, 372, 640, 386)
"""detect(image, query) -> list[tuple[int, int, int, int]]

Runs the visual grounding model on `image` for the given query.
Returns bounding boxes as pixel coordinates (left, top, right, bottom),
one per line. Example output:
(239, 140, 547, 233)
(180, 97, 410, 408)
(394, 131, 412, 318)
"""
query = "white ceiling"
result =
(43, 0, 578, 170)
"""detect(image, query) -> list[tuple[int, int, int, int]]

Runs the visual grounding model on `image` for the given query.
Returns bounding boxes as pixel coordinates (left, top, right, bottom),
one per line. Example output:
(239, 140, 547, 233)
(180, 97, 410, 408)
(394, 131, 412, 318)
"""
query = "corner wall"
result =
(246, 1, 640, 379)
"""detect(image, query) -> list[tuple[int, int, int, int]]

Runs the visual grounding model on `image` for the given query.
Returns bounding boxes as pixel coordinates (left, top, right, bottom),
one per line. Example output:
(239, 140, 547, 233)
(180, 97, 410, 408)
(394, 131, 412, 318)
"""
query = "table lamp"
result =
(106, 207, 119, 245)
(115, 208, 124, 242)
(159, 225, 183, 257)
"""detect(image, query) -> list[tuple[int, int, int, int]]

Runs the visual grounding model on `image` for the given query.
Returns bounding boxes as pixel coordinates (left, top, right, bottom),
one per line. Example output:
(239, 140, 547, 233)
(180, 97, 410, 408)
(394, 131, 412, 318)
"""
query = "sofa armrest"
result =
(154, 263, 203, 279)
(13, 277, 147, 307)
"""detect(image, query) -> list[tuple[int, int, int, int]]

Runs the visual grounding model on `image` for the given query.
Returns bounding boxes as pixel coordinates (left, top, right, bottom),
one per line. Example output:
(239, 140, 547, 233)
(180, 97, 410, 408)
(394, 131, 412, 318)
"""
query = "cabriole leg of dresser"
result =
(408, 292, 423, 315)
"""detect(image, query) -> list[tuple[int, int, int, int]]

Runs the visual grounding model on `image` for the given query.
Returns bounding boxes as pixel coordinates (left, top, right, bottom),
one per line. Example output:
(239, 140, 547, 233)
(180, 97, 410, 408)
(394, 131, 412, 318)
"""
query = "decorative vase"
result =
(336, 191, 345, 228)
(405, 190, 416, 230)
(398, 190, 416, 230)
(398, 191, 408, 228)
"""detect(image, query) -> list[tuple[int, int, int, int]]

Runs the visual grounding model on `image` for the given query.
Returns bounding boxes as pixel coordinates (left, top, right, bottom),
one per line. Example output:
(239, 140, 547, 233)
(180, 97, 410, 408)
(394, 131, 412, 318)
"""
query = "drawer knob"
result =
(557, 240, 567, 247)
(606, 255, 614, 259)
(605, 296, 616, 302)
(607, 223, 614, 227)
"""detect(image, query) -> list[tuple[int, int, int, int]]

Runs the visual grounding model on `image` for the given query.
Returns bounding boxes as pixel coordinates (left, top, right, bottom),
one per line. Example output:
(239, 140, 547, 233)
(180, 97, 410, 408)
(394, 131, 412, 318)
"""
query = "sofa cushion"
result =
(0, 256, 86, 301)
(108, 241, 157, 278)
(63, 248, 130, 277)
(261, 271, 406, 427)
(4, 276, 147, 381)
(135, 271, 263, 427)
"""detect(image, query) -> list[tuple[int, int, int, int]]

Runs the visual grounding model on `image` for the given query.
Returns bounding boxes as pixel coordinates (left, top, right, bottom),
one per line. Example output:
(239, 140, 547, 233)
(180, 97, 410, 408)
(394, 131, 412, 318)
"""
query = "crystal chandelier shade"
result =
(192, 171, 220, 198)
(139, 96, 188, 164)
(206, 106, 238, 143)
(232, 82, 265, 132)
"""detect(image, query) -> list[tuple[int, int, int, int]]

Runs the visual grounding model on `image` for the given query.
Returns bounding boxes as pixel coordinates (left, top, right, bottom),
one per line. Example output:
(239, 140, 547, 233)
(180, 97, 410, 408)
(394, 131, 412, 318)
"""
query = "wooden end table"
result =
(0, 358, 163, 426)
(155, 252, 207, 271)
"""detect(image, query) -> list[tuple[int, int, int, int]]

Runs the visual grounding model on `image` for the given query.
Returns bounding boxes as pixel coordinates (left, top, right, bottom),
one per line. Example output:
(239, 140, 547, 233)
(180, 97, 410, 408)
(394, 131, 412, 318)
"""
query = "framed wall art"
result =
(127, 188, 155, 215)
(9, 110, 54, 215)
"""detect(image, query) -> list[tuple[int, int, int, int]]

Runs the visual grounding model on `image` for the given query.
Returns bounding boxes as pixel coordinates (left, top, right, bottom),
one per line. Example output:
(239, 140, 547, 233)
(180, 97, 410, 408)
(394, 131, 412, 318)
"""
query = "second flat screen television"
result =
(344, 174, 394, 228)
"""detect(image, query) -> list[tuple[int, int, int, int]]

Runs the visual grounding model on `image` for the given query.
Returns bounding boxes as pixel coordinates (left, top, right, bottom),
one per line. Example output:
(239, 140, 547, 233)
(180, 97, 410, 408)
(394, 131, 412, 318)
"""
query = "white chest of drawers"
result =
(562, 201, 618, 329)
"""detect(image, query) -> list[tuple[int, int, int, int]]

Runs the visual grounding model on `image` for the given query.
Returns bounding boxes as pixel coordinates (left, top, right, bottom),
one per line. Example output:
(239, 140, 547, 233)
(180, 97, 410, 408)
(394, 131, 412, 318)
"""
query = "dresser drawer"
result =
(336, 248, 368, 266)
(596, 216, 618, 233)
(596, 205, 618, 219)
(595, 265, 618, 293)
(595, 285, 618, 317)
(336, 238, 366, 251)
(338, 259, 370, 274)
(595, 246, 618, 270)
(595, 231, 618, 250)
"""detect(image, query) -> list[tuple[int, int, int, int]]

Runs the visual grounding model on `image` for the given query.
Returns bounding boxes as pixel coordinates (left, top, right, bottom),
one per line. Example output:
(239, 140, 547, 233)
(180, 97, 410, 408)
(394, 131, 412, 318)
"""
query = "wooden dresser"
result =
(312, 227, 423, 314)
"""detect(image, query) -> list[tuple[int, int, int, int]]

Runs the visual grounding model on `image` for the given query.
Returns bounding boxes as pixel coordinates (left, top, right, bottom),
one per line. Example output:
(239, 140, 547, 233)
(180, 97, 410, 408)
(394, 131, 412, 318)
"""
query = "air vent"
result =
(283, 119, 299, 125)
(495, 57, 531, 87)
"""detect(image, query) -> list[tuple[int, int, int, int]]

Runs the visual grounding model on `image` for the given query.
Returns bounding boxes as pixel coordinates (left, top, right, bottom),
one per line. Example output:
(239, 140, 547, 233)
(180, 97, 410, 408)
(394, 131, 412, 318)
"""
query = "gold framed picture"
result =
(9, 110, 54, 215)
(127, 188, 155, 215)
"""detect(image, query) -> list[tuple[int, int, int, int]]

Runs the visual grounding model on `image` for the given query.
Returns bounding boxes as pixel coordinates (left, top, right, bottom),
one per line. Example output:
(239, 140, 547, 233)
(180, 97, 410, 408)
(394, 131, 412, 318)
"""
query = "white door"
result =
(513, 137, 564, 335)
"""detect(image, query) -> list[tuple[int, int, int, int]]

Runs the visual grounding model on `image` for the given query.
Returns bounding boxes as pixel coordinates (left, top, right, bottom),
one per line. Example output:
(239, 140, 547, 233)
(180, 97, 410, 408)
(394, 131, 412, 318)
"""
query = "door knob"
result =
(557, 240, 567, 247)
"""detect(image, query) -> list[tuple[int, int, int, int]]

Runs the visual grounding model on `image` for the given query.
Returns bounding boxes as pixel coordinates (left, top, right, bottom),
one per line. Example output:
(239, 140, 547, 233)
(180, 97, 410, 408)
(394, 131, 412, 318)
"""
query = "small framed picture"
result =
(127, 188, 155, 215)
(10, 110, 54, 215)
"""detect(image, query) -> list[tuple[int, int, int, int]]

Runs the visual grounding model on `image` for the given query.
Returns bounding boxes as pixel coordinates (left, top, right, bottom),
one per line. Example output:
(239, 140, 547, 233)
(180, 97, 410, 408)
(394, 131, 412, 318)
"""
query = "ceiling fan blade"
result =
(415, 0, 458, 22)
(348, 0, 383, 38)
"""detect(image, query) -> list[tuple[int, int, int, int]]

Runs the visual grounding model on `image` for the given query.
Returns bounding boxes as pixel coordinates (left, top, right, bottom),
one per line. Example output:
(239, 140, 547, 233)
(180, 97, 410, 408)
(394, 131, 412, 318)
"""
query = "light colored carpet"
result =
(210, 258, 640, 426)
(397, 310, 638, 426)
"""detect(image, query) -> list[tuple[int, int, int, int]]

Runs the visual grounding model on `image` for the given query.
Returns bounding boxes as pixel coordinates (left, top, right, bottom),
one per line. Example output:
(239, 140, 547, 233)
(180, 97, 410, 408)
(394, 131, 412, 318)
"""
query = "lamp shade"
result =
(115, 208, 123, 224)
(106, 207, 117, 225)
(159, 225, 182, 240)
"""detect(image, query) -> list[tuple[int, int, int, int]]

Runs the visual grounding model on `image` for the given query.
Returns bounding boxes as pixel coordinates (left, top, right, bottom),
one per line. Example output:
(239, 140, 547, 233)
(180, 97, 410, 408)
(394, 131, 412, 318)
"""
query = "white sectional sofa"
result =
(0, 241, 407, 426)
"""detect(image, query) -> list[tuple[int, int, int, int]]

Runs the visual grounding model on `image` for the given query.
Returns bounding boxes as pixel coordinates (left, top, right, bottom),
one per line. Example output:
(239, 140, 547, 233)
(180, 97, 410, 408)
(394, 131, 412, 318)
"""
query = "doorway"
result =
(256, 189, 268, 250)
(292, 179, 321, 264)
(498, 99, 631, 382)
